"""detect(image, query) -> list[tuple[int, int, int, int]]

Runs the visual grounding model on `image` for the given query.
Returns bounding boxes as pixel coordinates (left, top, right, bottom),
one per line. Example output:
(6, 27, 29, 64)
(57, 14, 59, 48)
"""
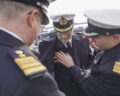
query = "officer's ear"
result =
(27, 10, 39, 28)
(112, 34, 120, 41)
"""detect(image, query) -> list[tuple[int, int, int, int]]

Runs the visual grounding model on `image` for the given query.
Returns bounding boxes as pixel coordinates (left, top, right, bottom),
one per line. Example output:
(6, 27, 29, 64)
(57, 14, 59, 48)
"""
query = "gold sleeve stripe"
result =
(24, 65, 46, 76)
(19, 62, 41, 69)
(15, 59, 37, 65)
(15, 56, 35, 62)
(14, 56, 47, 76)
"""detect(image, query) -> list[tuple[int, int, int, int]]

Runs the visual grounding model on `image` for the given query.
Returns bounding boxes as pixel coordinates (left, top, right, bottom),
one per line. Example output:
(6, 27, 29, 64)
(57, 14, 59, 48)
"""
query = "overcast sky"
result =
(46, 0, 120, 27)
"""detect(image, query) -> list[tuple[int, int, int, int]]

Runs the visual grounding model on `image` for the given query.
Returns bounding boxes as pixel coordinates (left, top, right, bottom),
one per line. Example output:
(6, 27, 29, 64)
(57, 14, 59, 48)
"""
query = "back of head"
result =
(0, 0, 56, 46)
(0, 0, 55, 25)
(0, 1, 33, 20)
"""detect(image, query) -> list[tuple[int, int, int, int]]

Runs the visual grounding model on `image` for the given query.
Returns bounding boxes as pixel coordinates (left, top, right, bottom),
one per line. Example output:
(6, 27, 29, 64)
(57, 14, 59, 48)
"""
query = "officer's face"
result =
(89, 35, 114, 51)
(57, 30, 73, 43)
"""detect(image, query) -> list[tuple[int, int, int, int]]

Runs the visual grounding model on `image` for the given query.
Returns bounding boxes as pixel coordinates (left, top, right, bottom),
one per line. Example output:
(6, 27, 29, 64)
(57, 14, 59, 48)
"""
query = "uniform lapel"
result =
(72, 38, 80, 66)
(56, 37, 66, 49)
(40, 37, 57, 61)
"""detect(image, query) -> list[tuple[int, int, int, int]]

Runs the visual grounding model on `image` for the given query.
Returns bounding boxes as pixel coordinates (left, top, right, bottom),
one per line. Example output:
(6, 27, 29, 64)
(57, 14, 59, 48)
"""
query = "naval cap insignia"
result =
(59, 16, 67, 25)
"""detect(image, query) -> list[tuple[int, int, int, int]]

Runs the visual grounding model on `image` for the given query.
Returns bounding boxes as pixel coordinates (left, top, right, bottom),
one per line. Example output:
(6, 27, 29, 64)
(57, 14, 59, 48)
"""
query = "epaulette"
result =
(8, 47, 47, 79)
(113, 56, 120, 74)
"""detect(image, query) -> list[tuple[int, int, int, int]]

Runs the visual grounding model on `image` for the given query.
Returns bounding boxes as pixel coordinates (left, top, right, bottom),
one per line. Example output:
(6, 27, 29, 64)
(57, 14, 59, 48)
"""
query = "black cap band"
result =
(84, 22, 120, 37)
(53, 19, 73, 33)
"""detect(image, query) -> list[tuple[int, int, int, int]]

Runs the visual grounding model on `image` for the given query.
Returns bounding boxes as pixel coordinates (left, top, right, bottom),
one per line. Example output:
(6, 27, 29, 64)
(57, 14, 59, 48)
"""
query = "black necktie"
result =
(66, 42, 71, 49)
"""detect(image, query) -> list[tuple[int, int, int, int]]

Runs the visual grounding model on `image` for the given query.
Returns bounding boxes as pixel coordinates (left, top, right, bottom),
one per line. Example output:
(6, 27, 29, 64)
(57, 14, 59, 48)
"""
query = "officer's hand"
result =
(56, 51, 75, 68)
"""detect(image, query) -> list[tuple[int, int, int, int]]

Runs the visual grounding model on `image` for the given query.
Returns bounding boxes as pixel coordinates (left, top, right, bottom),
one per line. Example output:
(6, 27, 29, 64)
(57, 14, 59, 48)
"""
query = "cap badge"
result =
(59, 16, 67, 25)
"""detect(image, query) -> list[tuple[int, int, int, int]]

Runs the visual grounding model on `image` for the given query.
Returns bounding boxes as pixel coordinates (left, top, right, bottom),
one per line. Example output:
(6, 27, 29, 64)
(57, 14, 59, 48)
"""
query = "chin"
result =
(62, 41, 67, 43)
(62, 39, 69, 43)
(27, 40, 33, 46)
(27, 43, 32, 46)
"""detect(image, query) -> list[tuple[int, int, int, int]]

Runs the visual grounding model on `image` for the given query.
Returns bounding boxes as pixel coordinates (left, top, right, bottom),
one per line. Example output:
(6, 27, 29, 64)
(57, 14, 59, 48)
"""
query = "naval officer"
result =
(39, 13, 91, 96)
(0, 0, 65, 96)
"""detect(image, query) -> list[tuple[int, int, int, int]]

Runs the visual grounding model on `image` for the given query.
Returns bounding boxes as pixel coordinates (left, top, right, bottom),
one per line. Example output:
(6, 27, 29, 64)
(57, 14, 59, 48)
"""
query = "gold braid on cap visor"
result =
(55, 24, 73, 32)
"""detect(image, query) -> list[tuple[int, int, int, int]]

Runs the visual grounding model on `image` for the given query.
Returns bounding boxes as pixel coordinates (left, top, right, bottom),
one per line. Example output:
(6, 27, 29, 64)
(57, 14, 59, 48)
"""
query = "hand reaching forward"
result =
(56, 51, 75, 68)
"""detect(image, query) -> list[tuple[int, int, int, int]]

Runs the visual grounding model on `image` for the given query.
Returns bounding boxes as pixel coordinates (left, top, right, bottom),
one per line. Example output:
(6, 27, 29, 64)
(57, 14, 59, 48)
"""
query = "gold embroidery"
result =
(15, 51, 46, 76)
(15, 50, 23, 55)
(113, 61, 120, 74)
(55, 24, 73, 32)
(59, 16, 67, 25)
(36, 2, 40, 6)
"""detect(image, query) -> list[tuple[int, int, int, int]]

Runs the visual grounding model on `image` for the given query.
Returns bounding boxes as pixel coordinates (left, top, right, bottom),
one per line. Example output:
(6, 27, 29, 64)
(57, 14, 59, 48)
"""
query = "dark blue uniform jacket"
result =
(0, 30, 65, 96)
(70, 43, 120, 96)
(39, 36, 91, 72)
(39, 36, 91, 96)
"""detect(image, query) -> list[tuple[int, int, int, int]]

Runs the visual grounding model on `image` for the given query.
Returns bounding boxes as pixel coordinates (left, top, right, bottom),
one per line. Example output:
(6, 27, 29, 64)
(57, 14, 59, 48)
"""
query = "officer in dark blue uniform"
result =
(56, 9, 120, 96)
(0, 0, 65, 96)
(39, 14, 91, 96)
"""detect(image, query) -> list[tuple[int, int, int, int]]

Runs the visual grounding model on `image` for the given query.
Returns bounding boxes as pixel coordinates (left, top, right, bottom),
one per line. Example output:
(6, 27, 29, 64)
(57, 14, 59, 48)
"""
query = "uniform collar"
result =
(0, 29, 25, 47)
(101, 44, 120, 65)
(0, 27, 24, 43)
(64, 38, 72, 48)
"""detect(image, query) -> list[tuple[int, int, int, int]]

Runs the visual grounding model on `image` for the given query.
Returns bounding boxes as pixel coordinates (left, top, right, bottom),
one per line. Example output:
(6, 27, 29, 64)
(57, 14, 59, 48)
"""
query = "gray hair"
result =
(0, 1, 37, 19)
